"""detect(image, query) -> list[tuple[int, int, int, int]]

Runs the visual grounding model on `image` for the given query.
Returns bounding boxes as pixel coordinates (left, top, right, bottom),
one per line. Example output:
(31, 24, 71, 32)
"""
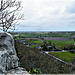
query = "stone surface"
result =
(0, 32, 18, 73)
(6, 67, 30, 75)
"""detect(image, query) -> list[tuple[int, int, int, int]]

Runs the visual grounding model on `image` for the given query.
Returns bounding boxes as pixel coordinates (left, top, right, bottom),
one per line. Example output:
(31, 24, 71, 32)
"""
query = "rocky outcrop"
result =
(0, 32, 18, 73)
(6, 67, 30, 75)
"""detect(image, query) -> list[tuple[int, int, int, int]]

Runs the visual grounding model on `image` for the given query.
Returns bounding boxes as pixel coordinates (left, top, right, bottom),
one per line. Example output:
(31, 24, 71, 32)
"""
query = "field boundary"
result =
(46, 53, 73, 66)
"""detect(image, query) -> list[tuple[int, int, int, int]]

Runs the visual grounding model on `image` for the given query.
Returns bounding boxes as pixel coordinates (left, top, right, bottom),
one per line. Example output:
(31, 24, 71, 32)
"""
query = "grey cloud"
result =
(66, 2, 75, 13)
(15, 0, 75, 31)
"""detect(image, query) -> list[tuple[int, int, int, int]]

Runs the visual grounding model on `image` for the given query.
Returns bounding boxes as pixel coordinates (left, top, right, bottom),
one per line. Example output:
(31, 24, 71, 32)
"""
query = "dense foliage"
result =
(15, 41, 75, 74)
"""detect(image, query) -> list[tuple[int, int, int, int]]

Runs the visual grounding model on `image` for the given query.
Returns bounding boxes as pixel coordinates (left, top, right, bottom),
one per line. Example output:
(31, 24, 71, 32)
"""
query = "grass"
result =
(29, 39, 74, 49)
(54, 40, 74, 49)
(22, 39, 74, 49)
(15, 34, 74, 49)
(50, 52, 75, 63)
(30, 44, 40, 48)
(14, 32, 74, 38)
(28, 39, 43, 44)
(15, 41, 75, 74)
(28, 40, 64, 48)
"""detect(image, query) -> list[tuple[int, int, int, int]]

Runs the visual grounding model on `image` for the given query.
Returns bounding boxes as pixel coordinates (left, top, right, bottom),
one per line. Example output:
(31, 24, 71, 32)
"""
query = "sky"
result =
(16, 0, 75, 32)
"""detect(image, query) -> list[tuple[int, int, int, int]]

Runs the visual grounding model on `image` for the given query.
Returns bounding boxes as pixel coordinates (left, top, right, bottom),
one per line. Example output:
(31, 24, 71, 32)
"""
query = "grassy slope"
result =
(50, 52, 75, 63)
(15, 41, 75, 74)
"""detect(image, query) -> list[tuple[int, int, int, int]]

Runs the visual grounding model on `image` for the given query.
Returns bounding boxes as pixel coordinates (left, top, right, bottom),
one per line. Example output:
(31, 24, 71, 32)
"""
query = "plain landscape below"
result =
(12, 31, 75, 74)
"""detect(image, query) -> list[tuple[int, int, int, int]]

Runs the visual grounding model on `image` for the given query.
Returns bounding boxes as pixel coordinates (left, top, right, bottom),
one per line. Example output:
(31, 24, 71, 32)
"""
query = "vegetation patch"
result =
(50, 52, 75, 63)
(15, 41, 75, 74)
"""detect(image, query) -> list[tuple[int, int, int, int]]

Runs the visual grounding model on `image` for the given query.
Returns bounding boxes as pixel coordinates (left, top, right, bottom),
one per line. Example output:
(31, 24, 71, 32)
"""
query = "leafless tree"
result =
(0, 0, 24, 32)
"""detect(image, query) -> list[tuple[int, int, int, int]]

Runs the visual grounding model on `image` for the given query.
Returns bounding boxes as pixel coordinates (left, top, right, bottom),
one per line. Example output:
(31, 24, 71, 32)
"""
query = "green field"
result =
(26, 39, 74, 49)
(28, 39, 44, 44)
(54, 40, 74, 49)
(15, 41, 75, 74)
(13, 32, 75, 38)
(50, 52, 75, 63)
(13, 32, 75, 49)
(14, 32, 75, 73)
(30, 44, 40, 48)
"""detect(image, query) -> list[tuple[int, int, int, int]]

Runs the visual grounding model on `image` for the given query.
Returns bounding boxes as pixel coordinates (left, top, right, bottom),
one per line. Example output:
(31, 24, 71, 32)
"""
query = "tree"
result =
(48, 40, 52, 46)
(53, 43, 56, 49)
(43, 40, 48, 51)
(0, 0, 24, 32)
(72, 38, 75, 45)
(67, 43, 73, 50)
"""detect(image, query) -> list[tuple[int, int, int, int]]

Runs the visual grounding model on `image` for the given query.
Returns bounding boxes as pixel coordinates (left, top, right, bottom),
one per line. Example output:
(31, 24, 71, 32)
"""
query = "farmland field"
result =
(13, 32, 75, 38)
(14, 32, 75, 74)
(50, 52, 75, 63)
(13, 32, 75, 49)
(43, 37, 71, 41)
(22, 38, 74, 49)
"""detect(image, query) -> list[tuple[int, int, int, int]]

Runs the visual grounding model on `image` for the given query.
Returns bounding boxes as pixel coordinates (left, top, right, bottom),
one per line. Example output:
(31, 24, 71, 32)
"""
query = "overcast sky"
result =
(16, 0, 75, 32)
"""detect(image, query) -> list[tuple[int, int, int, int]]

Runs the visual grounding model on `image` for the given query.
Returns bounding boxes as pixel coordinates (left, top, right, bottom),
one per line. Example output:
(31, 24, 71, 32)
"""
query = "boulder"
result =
(6, 67, 30, 75)
(0, 32, 18, 73)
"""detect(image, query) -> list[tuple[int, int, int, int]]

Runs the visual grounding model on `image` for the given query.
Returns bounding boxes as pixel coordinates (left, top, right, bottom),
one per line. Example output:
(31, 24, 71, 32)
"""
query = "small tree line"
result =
(41, 40, 56, 51)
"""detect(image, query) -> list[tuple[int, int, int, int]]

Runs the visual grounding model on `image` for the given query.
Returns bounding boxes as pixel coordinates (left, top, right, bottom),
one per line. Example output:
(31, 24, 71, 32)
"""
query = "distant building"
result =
(36, 46, 41, 49)
(18, 40, 25, 44)
(26, 44, 30, 47)
(47, 46, 52, 49)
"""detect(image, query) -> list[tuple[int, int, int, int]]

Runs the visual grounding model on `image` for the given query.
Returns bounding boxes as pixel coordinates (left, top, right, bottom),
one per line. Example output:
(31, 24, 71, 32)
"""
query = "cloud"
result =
(15, 0, 75, 31)
(66, 2, 75, 13)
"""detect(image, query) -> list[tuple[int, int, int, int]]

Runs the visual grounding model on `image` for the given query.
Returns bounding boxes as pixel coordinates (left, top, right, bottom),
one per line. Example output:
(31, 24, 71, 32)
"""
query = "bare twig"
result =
(0, 0, 24, 32)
